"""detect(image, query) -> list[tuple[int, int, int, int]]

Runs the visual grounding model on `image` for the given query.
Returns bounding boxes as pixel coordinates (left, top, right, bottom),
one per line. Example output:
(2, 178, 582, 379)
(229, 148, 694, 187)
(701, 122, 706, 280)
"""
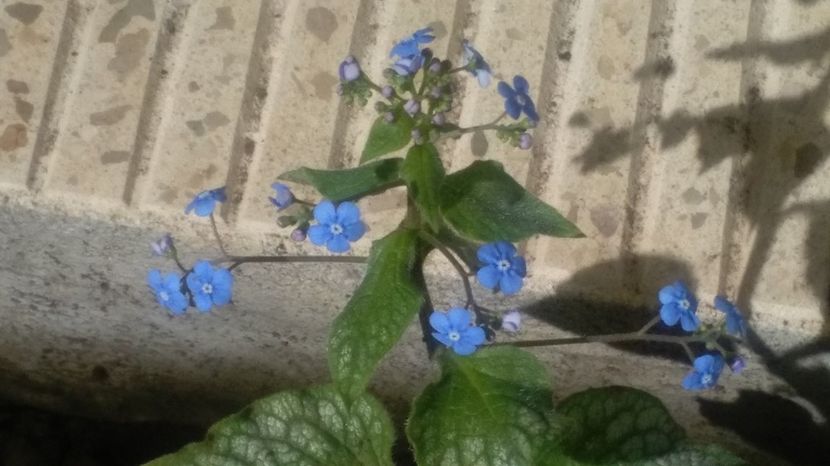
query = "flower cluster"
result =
(147, 261, 233, 315)
(657, 281, 749, 390)
(337, 26, 538, 150)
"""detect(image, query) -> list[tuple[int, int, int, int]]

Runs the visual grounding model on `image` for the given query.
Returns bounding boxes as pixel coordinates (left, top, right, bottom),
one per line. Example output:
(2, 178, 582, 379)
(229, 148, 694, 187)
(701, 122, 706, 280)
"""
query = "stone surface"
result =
(1, 0, 830, 464)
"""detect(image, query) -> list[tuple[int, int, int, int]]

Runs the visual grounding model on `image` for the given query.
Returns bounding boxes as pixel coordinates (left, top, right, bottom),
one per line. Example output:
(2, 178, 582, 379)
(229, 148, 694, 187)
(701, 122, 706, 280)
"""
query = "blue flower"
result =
(497, 76, 539, 123)
(658, 281, 700, 332)
(338, 55, 361, 82)
(185, 260, 233, 312)
(390, 27, 434, 59)
(682, 354, 725, 390)
(476, 241, 527, 295)
(147, 269, 188, 315)
(430, 308, 486, 355)
(185, 187, 226, 217)
(269, 182, 294, 211)
(714, 295, 747, 338)
(392, 54, 423, 76)
(308, 200, 366, 253)
(462, 40, 492, 87)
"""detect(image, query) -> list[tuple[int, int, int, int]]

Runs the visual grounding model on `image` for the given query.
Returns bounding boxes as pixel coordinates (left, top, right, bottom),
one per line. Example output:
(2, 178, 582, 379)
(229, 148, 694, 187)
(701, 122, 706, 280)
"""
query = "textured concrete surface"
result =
(2, 0, 830, 463)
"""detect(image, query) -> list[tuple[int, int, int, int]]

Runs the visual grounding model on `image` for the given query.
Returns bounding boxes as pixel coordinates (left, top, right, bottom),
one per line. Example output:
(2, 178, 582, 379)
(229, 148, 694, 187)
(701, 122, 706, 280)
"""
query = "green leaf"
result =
(400, 143, 445, 231)
(557, 386, 685, 464)
(360, 110, 414, 164)
(439, 160, 584, 242)
(407, 346, 560, 466)
(279, 158, 404, 202)
(626, 443, 747, 466)
(329, 229, 424, 395)
(145, 385, 394, 466)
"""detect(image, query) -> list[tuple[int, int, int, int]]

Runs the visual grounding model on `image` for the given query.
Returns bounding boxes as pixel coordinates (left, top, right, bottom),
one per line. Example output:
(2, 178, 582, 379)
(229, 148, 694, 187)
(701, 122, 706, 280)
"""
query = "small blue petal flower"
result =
(269, 182, 294, 211)
(185, 260, 233, 312)
(338, 56, 361, 82)
(476, 241, 527, 295)
(658, 281, 700, 332)
(462, 40, 492, 87)
(185, 187, 226, 217)
(147, 269, 188, 315)
(430, 307, 486, 355)
(714, 295, 747, 338)
(497, 75, 539, 123)
(390, 27, 435, 59)
(682, 354, 725, 390)
(307, 200, 366, 253)
(392, 54, 423, 76)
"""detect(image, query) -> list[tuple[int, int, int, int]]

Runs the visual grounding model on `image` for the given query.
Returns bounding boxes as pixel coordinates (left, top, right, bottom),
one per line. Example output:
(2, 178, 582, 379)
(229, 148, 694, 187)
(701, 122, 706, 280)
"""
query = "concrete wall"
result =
(1, 0, 829, 463)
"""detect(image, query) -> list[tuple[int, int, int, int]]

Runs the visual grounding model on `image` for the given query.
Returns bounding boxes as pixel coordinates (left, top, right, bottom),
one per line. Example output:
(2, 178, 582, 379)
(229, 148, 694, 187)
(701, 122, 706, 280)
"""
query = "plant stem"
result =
(221, 254, 368, 271)
(441, 112, 507, 139)
(209, 213, 229, 258)
(419, 231, 476, 309)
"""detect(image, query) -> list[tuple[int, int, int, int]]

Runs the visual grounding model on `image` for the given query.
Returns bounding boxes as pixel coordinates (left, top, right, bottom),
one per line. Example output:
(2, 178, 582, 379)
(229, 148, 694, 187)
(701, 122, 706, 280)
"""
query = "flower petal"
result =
(499, 273, 523, 295)
(147, 269, 163, 289)
(193, 198, 216, 217)
(432, 331, 453, 348)
(327, 235, 351, 253)
(167, 293, 188, 314)
(192, 260, 214, 280)
(452, 341, 478, 356)
(504, 97, 522, 119)
(523, 99, 540, 122)
(163, 273, 181, 291)
(476, 265, 501, 290)
(513, 75, 529, 94)
(658, 281, 684, 304)
(476, 70, 491, 88)
(185, 272, 202, 295)
(493, 241, 516, 259)
(714, 295, 733, 314)
(461, 326, 486, 346)
(313, 200, 337, 224)
(694, 354, 714, 373)
(429, 311, 450, 334)
(682, 371, 703, 390)
(510, 256, 527, 277)
(476, 243, 501, 264)
(336, 201, 361, 225)
(343, 221, 366, 242)
(193, 293, 213, 312)
(660, 303, 681, 326)
(447, 307, 471, 329)
(497, 81, 515, 99)
(308, 224, 333, 246)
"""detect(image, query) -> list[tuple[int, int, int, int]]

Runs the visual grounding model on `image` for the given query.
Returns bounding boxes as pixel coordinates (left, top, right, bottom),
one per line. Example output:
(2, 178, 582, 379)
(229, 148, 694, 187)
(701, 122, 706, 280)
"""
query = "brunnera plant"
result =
(144, 27, 749, 465)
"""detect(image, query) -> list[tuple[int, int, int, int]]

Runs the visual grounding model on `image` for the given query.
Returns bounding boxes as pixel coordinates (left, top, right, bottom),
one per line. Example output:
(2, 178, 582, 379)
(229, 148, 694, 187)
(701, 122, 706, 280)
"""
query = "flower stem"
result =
(419, 231, 476, 308)
(209, 213, 229, 258)
(221, 254, 368, 271)
(441, 112, 507, 139)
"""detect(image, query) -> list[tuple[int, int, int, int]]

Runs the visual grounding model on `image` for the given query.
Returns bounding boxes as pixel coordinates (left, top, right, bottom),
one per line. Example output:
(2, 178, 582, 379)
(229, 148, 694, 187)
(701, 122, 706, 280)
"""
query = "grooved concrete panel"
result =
(2, 0, 830, 462)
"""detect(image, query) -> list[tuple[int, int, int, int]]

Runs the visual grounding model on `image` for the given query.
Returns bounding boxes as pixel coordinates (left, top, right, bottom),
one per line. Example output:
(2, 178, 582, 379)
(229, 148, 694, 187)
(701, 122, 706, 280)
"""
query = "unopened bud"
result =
(151, 234, 173, 256)
(730, 356, 746, 374)
(518, 133, 533, 150)
(411, 128, 424, 144)
(431, 112, 446, 126)
(290, 228, 307, 242)
(338, 55, 361, 82)
(501, 310, 522, 333)
(404, 99, 420, 116)
(381, 85, 394, 99)
(428, 58, 442, 74)
(430, 86, 442, 99)
(383, 112, 395, 123)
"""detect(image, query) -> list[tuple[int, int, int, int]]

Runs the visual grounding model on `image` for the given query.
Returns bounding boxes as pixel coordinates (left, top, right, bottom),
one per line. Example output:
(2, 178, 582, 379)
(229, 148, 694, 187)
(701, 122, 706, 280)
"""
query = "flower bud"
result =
(338, 55, 361, 82)
(431, 112, 446, 126)
(501, 310, 522, 333)
(151, 234, 173, 256)
(518, 133, 533, 150)
(383, 111, 395, 123)
(411, 128, 424, 145)
(381, 85, 394, 99)
(729, 355, 746, 374)
(404, 99, 420, 116)
(428, 58, 442, 74)
(290, 228, 307, 242)
(430, 86, 442, 99)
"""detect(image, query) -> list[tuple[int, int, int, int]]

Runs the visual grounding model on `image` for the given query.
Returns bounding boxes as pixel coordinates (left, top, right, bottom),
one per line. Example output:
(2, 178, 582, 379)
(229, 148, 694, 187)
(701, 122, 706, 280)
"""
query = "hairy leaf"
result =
(440, 161, 583, 242)
(361, 110, 414, 164)
(146, 385, 394, 466)
(557, 386, 685, 464)
(279, 158, 404, 202)
(407, 346, 560, 466)
(400, 143, 445, 231)
(329, 229, 424, 395)
(627, 443, 748, 466)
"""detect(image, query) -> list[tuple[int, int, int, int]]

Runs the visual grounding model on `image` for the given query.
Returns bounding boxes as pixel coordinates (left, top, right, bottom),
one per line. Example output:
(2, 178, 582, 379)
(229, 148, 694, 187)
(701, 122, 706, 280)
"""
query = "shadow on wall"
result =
(552, 23, 830, 465)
